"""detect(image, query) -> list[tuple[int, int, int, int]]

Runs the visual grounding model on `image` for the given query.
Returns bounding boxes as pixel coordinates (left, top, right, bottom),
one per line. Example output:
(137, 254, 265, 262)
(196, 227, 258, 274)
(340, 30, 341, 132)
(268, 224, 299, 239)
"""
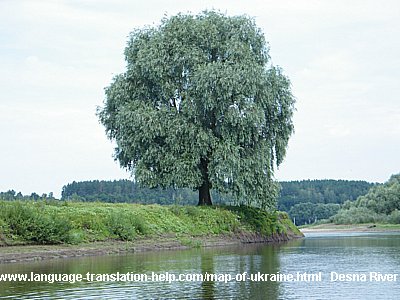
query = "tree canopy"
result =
(98, 11, 295, 208)
(333, 173, 400, 224)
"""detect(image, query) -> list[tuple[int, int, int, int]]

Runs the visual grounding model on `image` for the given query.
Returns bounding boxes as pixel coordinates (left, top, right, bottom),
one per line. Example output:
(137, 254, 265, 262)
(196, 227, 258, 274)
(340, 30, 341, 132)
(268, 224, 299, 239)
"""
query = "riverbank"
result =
(0, 231, 302, 264)
(0, 200, 303, 263)
(300, 223, 400, 233)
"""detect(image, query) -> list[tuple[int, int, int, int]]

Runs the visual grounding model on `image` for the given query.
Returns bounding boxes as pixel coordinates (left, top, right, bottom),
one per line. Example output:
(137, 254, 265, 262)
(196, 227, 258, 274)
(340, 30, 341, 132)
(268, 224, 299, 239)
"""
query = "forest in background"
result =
(279, 180, 373, 224)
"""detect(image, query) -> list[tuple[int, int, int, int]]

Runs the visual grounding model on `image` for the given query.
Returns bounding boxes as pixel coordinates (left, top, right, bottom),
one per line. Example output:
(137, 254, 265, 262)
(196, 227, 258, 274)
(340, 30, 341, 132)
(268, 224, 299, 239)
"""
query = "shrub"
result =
(226, 205, 280, 235)
(106, 211, 150, 240)
(332, 207, 385, 224)
(67, 229, 87, 244)
(0, 201, 72, 244)
(388, 210, 400, 224)
(0, 217, 8, 244)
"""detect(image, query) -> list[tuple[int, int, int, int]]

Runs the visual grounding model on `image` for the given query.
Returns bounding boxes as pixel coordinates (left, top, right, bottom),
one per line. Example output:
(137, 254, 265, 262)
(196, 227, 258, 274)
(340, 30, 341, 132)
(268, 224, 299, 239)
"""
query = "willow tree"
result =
(98, 11, 295, 209)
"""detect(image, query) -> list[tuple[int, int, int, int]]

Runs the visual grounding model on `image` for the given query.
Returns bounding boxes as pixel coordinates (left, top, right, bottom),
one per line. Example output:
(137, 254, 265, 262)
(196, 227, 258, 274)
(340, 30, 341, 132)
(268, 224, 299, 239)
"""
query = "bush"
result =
(130, 214, 150, 235)
(226, 205, 280, 235)
(107, 212, 137, 241)
(106, 211, 149, 240)
(332, 207, 385, 224)
(0, 217, 8, 243)
(68, 229, 87, 244)
(68, 210, 108, 237)
(388, 210, 400, 224)
(0, 201, 72, 244)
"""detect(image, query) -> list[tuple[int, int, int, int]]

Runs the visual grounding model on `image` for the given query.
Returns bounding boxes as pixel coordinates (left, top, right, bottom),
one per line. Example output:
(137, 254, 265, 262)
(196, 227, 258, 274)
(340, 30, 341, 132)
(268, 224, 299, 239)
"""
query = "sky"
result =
(1, 0, 399, 197)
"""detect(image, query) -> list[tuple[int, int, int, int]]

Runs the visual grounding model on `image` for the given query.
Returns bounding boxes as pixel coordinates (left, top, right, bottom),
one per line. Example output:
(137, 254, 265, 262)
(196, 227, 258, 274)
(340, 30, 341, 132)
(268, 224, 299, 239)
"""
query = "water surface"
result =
(1, 232, 399, 299)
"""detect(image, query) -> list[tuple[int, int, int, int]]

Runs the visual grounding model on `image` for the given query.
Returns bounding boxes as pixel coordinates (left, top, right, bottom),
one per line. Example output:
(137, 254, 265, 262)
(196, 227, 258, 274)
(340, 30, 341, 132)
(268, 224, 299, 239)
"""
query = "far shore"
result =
(300, 223, 400, 233)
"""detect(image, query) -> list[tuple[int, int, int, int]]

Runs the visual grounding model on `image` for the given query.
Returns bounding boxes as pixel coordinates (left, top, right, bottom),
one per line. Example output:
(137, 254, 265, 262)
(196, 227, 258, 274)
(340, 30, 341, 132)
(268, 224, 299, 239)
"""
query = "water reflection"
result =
(1, 232, 400, 299)
(200, 251, 215, 299)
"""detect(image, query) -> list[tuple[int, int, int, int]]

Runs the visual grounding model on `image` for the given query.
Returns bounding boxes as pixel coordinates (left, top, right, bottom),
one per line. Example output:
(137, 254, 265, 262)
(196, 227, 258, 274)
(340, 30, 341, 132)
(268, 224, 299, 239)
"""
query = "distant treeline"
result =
(0, 190, 55, 201)
(61, 180, 229, 205)
(60, 179, 373, 224)
(278, 180, 373, 210)
(279, 180, 374, 225)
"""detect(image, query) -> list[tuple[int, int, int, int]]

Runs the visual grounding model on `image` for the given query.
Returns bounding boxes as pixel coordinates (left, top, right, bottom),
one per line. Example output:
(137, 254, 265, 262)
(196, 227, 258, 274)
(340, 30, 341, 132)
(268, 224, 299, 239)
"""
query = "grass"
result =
(0, 200, 300, 246)
(375, 224, 400, 230)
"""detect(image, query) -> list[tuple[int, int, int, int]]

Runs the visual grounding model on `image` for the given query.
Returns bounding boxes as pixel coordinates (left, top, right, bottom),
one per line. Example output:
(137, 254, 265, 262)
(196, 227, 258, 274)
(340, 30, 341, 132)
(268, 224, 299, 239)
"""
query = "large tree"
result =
(98, 11, 295, 209)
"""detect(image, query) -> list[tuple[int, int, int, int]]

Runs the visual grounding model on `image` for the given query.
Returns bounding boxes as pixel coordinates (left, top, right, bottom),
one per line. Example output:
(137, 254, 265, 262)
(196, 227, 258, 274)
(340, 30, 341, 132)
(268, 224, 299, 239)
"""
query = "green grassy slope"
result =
(0, 200, 301, 246)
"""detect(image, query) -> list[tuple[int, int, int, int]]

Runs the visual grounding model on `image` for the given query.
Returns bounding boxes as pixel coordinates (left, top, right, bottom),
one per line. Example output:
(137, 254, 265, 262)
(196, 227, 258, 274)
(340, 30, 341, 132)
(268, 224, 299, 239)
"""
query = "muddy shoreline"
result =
(0, 231, 303, 264)
(300, 223, 400, 233)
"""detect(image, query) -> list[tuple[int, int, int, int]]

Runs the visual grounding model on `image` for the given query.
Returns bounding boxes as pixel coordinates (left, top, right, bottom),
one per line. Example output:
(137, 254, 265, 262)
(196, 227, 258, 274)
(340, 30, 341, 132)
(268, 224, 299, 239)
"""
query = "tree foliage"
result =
(98, 11, 295, 208)
(333, 173, 400, 224)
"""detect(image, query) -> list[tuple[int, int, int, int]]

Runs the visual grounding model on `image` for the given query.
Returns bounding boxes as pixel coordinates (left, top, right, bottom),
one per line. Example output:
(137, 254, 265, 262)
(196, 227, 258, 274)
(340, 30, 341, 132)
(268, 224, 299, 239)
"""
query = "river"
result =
(1, 232, 399, 299)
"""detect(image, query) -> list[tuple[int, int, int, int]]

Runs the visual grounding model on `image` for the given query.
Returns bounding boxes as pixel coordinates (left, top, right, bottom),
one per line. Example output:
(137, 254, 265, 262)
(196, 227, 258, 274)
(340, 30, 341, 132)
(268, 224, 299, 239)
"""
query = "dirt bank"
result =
(0, 231, 303, 264)
(300, 223, 400, 233)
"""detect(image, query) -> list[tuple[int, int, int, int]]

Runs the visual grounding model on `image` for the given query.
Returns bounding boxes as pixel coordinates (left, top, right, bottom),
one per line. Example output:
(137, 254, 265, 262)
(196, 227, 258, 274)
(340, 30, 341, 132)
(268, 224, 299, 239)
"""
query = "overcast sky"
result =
(1, 0, 399, 197)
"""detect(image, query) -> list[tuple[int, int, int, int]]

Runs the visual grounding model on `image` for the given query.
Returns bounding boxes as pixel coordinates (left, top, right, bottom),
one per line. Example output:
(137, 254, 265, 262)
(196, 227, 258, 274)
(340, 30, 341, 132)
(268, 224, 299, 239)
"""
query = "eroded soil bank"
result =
(0, 231, 303, 264)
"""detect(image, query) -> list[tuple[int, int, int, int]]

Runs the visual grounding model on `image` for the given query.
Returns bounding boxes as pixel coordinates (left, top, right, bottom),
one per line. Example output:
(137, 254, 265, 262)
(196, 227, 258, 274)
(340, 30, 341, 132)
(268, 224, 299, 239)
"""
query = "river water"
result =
(0, 232, 399, 299)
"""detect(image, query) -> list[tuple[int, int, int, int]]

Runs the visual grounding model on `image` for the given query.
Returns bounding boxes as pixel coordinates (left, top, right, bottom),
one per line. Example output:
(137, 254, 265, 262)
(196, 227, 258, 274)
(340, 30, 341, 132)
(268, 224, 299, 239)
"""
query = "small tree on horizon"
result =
(98, 11, 295, 209)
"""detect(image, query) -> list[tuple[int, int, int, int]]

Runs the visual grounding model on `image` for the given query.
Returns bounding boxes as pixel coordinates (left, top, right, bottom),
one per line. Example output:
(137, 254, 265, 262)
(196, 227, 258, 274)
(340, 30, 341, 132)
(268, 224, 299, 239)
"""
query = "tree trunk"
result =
(198, 180, 212, 206)
(198, 157, 212, 206)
